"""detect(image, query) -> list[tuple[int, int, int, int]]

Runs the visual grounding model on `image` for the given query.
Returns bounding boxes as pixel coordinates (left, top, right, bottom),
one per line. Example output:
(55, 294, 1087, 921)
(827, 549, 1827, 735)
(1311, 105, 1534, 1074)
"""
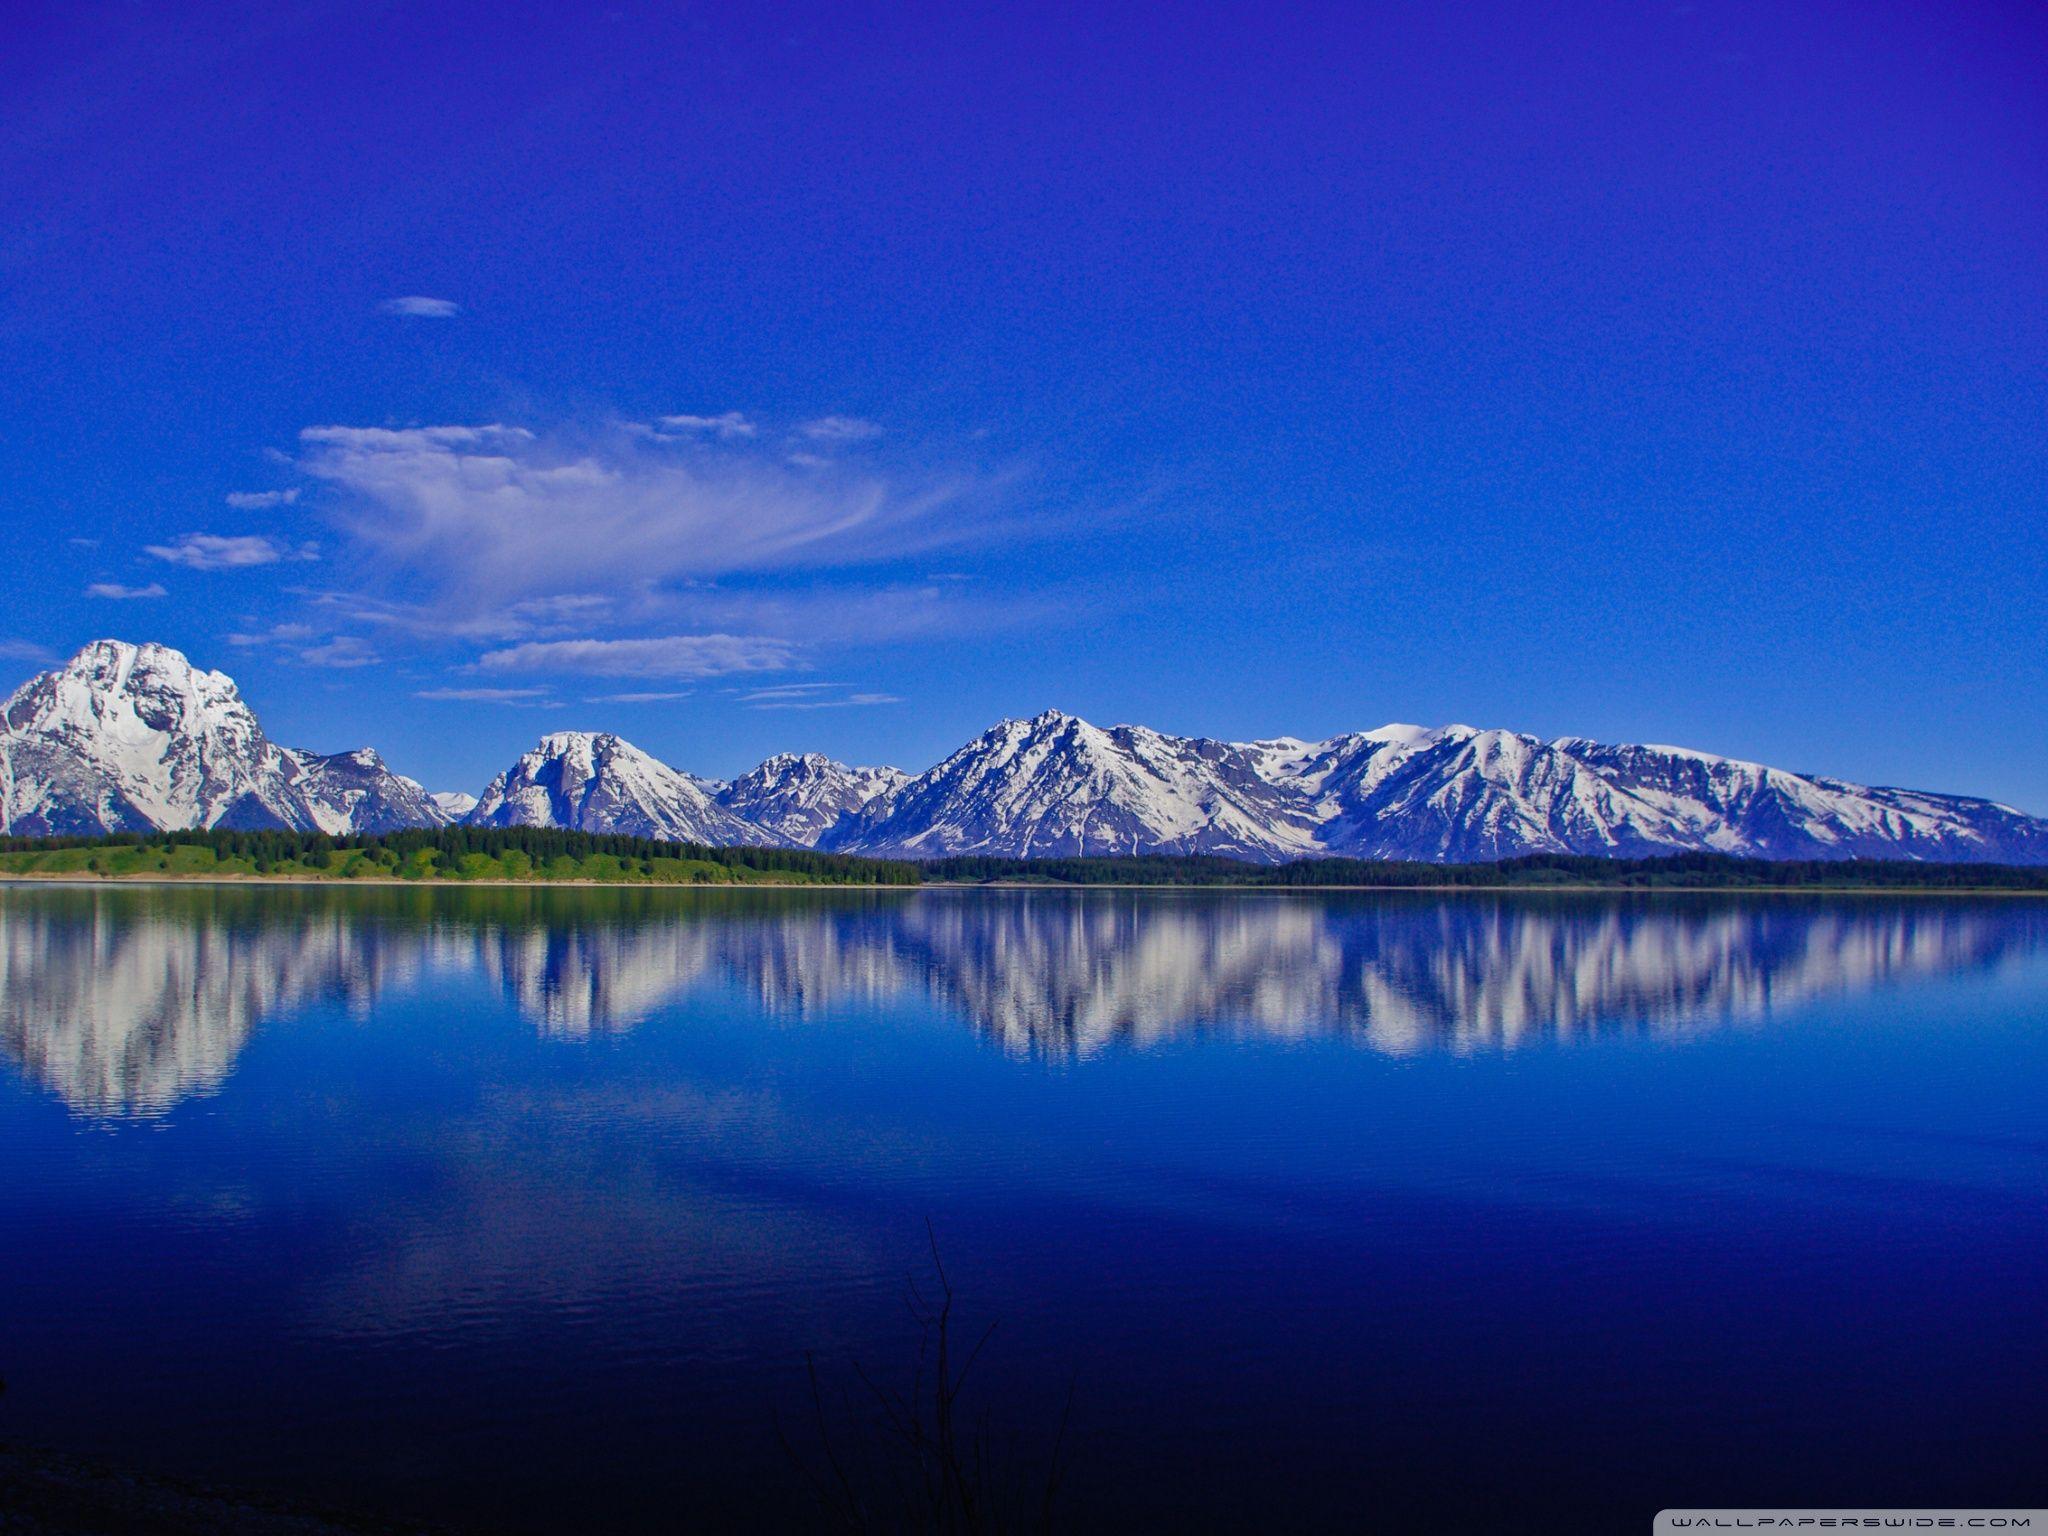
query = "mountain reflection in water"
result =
(1, 884, 2041, 1116)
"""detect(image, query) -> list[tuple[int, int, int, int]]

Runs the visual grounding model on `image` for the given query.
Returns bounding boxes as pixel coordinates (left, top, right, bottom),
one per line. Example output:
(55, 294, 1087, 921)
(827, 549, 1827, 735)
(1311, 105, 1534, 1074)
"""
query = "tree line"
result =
(0, 827, 922, 884)
(3, 831, 2044, 888)
(918, 849, 2048, 888)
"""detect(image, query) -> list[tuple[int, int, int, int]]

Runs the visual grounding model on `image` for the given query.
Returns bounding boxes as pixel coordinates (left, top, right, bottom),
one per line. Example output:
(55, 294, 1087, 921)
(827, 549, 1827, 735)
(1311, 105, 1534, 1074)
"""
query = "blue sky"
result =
(2, 0, 2042, 805)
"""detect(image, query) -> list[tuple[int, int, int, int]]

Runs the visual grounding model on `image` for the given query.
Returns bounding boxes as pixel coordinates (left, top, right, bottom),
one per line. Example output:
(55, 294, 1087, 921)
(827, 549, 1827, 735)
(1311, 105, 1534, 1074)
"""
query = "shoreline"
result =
(1, 871, 2042, 897)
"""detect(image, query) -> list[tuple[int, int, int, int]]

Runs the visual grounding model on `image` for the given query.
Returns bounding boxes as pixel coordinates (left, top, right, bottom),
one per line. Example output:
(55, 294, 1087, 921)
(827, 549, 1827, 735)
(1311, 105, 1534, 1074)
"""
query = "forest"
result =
(1, 830, 2044, 889)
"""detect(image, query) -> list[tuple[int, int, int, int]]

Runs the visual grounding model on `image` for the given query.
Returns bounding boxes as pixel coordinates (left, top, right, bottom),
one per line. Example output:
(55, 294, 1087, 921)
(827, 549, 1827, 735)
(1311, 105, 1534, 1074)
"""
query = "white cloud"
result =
(297, 588, 593, 644)
(86, 582, 167, 600)
(415, 686, 551, 702)
(302, 424, 528, 451)
(146, 534, 317, 570)
(506, 593, 614, 625)
(67, 537, 99, 549)
(799, 415, 883, 443)
(380, 296, 460, 317)
(294, 421, 980, 621)
(0, 639, 53, 663)
(737, 682, 841, 701)
(477, 634, 798, 679)
(225, 623, 372, 668)
(745, 687, 903, 711)
(225, 488, 300, 509)
(226, 624, 316, 647)
(300, 636, 379, 668)
(587, 690, 694, 703)
(658, 411, 755, 439)
(687, 581, 1034, 645)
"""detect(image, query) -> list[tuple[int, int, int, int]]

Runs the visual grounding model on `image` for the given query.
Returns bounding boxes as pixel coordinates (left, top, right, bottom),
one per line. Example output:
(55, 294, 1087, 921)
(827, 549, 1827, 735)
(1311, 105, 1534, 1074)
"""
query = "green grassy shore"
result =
(0, 829, 907, 886)
(2, 829, 2046, 891)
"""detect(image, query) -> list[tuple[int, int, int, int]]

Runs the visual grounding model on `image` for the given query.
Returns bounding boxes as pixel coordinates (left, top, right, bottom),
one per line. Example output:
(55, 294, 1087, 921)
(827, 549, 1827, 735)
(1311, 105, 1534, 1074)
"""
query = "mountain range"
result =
(3, 639, 2043, 864)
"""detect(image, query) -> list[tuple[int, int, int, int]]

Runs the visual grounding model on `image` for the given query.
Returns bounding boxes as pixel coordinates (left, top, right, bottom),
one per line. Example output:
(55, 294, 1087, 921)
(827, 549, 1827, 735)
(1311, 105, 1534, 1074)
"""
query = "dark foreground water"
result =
(1, 884, 2044, 1534)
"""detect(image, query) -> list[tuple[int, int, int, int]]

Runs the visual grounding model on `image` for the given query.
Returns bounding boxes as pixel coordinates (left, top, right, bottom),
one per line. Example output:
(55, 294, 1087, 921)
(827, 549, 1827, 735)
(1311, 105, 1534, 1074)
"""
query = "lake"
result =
(1, 883, 2044, 1533)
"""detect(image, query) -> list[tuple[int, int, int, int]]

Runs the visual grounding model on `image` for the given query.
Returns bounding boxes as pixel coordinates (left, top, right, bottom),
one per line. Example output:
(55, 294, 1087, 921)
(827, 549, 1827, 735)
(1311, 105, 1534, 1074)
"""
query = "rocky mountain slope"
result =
(429, 790, 479, 822)
(827, 710, 1324, 861)
(0, 642, 460, 837)
(1241, 724, 2048, 863)
(289, 747, 455, 835)
(2, 640, 326, 835)
(466, 731, 773, 845)
(714, 751, 908, 845)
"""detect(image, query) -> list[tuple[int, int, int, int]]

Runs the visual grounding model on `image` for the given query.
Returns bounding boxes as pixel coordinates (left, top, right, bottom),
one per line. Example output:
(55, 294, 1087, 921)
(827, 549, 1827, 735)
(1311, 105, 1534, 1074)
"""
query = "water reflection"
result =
(1, 885, 2040, 1115)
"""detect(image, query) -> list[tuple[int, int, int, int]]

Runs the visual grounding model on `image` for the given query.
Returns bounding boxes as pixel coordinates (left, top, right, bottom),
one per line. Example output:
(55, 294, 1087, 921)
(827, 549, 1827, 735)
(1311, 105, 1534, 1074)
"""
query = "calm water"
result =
(1, 884, 2044, 1533)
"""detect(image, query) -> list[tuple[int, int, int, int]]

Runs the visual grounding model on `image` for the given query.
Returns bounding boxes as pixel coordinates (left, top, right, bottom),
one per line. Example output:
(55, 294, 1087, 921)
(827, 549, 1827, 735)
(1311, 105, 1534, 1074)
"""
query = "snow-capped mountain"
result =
(831, 710, 1324, 860)
(466, 731, 773, 845)
(0, 640, 328, 835)
(822, 710, 2048, 864)
(715, 751, 908, 846)
(1547, 737, 2048, 862)
(289, 747, 455, 834)
(0, 641, 457, 837)
(429, 790, 479, 822)
(2, 642, 2043, 863)
(1237, 724, 2048, 864)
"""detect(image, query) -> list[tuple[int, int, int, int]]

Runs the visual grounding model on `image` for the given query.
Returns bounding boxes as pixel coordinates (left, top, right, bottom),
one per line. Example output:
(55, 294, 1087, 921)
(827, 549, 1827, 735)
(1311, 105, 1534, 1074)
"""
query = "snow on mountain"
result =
(1250, 725, 2048, 864)
(466, 731, 774, 845)
(289, 747, 455, 834)
(715, 751, 909, 846)
(829, 710, 2048, 865)
(1264, 725, 1694, 861)
(2, 642, 2041, 863)
(0, 641, 461, 837)
(833, 710, 1324, 860)
(0, 640, 328, 834)
(1548, 737, 2048, 863)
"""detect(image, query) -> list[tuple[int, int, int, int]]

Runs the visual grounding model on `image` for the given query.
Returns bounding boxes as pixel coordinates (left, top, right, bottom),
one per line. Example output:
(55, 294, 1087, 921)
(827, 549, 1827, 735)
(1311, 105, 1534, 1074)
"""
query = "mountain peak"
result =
(718, 751, 908, 846)
(847, 707, 1322, 861)
(471, 729, 770, 845)
(2, 641, 306, 834)
(1361, 722, 1438, 745)
(533, 729, 617, 754)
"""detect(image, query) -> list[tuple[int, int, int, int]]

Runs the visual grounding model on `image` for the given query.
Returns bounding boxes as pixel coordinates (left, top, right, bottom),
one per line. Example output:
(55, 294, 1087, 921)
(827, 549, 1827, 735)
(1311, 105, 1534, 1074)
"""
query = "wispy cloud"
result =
(226, 624, 316, 647)
(744, 685, 903, 711)
(146, 534, 317, 570)
(225, 488, 300, 509)
(296, 588, 611, 644)
(300, 636, 378, 668)
(380, 296, 460, 317)
(0, 639, 53, 663)
(799, 415, 883, 443)
(477, 634, 798, 679)
(658, 411, 756, 439)
(587, 690, 694, 703)
(226, 623, 372, 668)
(684, 581, 1038, 645)
(212, 411, 1046, 689)
(737, 682, 843, 700)
(86, 581, 167, 600)
(415, 686, 552, 702)
(294, 420, 988, 623)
